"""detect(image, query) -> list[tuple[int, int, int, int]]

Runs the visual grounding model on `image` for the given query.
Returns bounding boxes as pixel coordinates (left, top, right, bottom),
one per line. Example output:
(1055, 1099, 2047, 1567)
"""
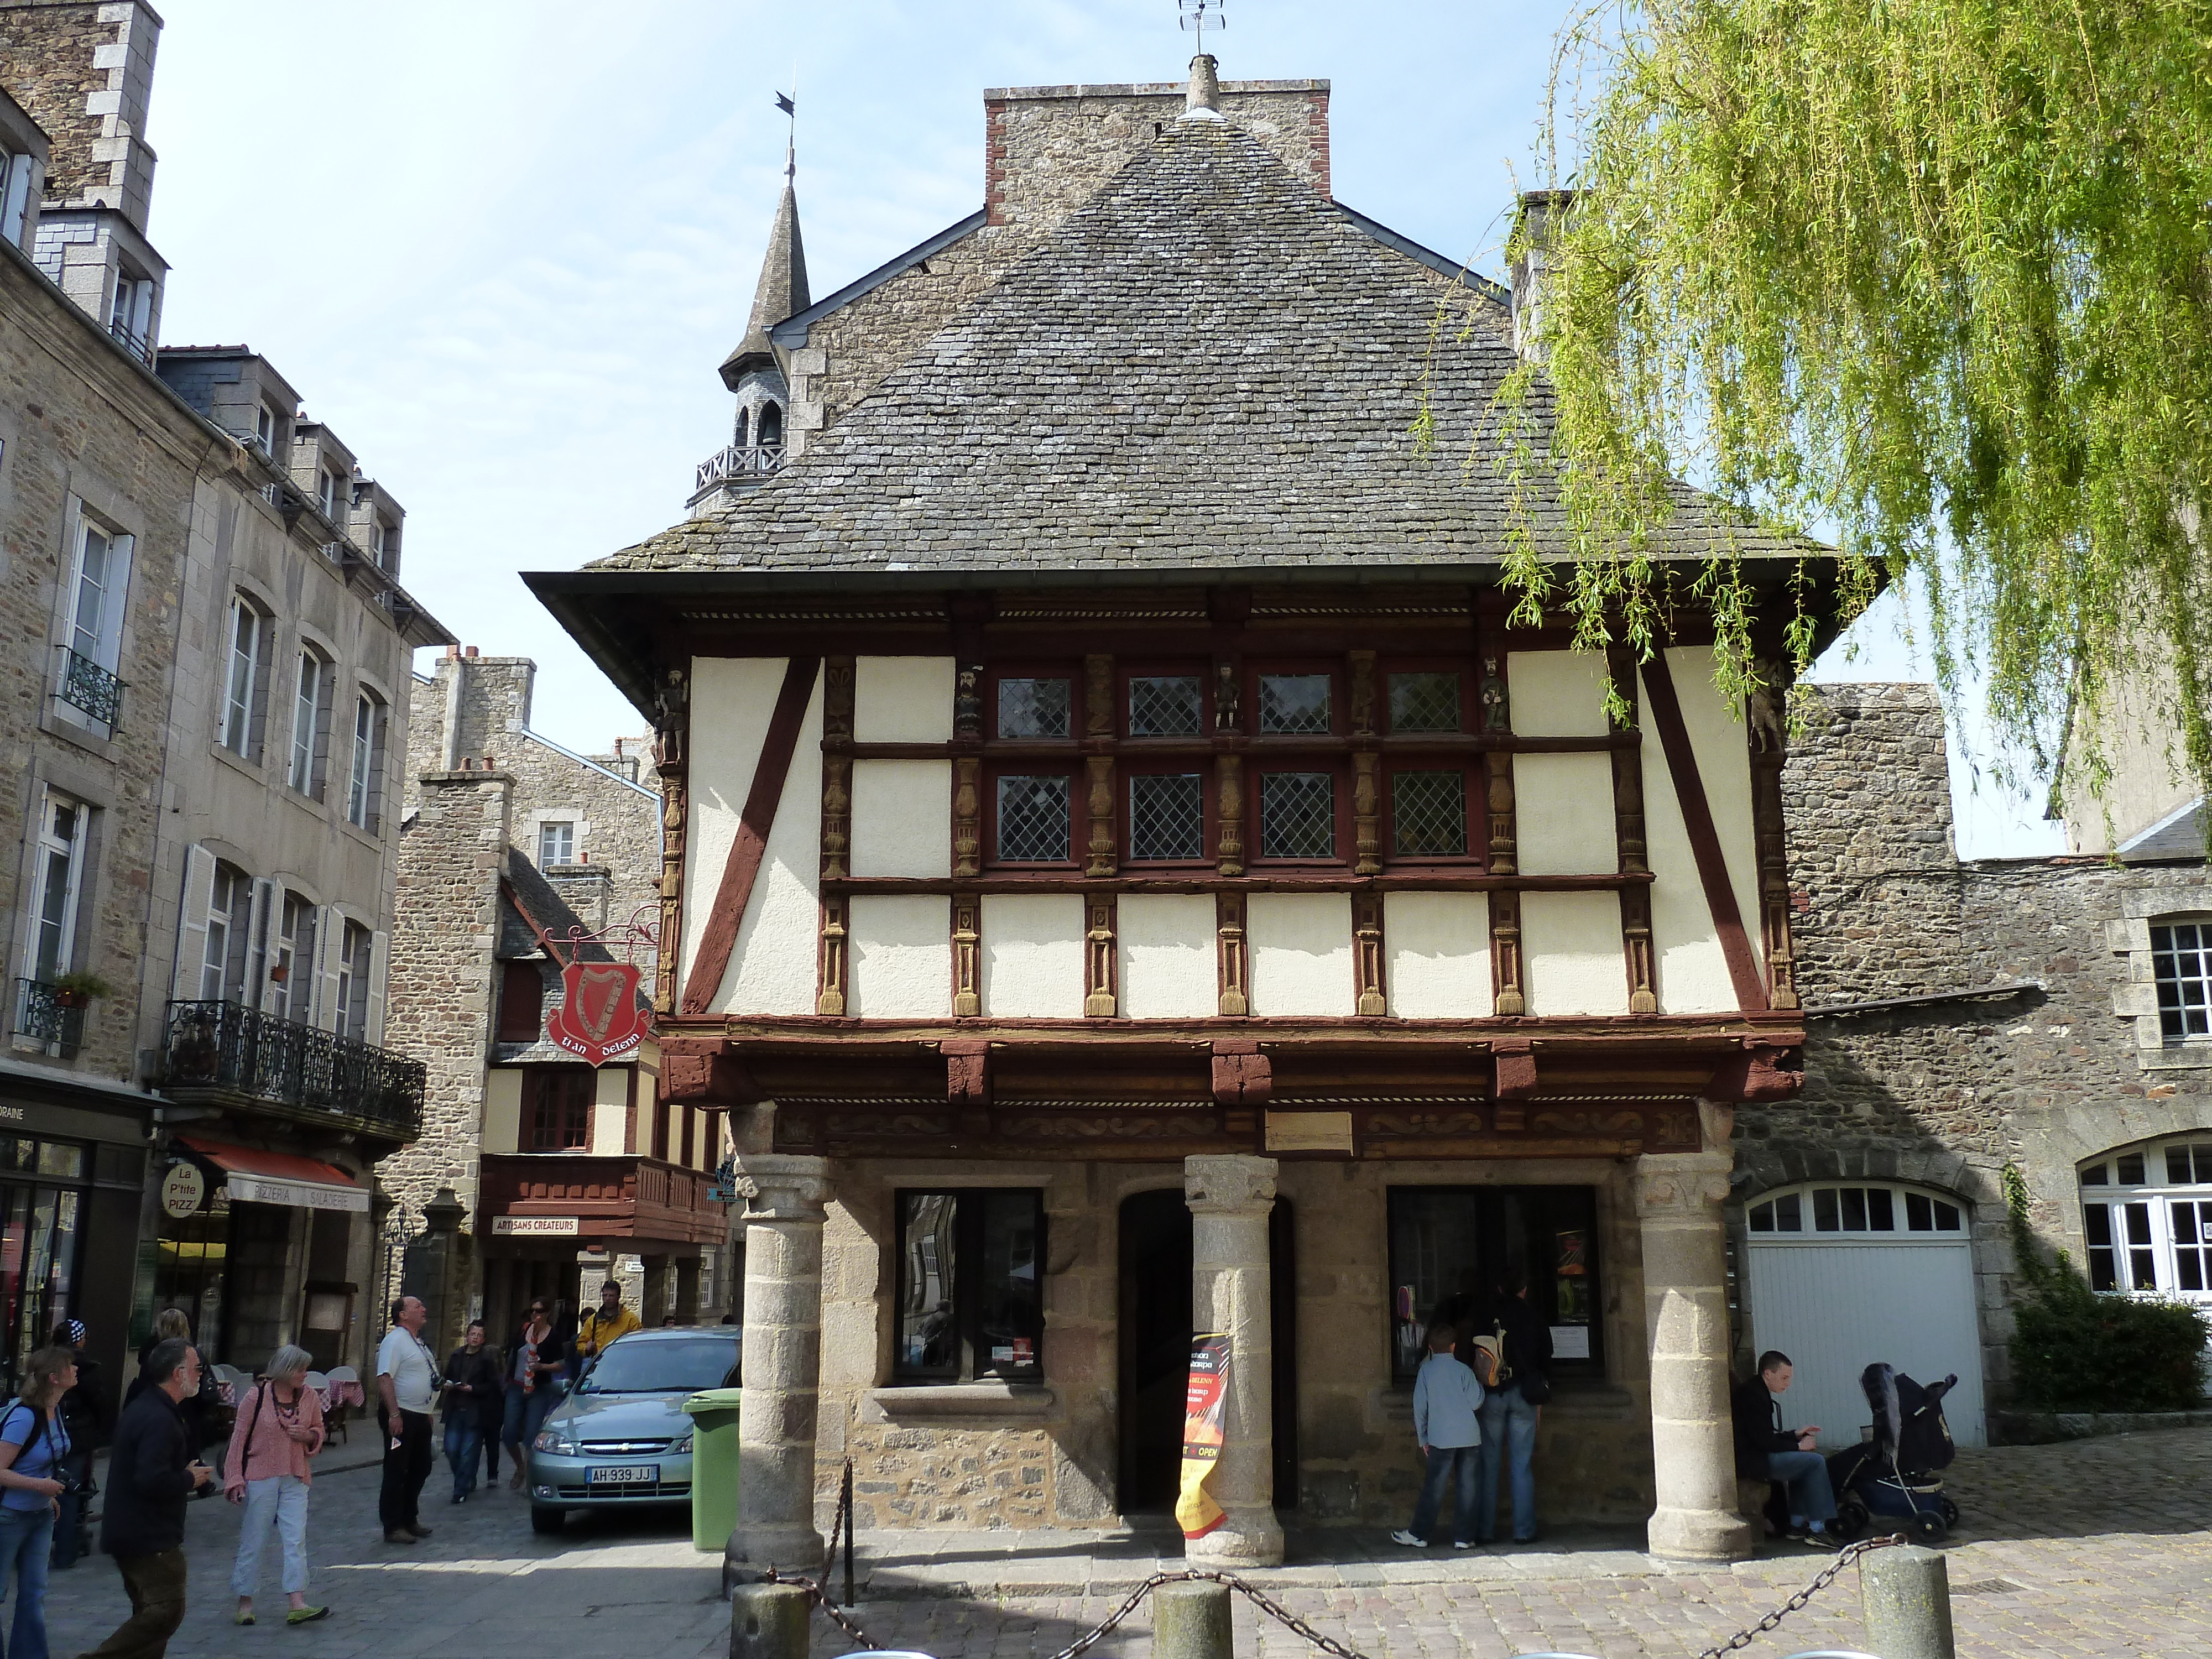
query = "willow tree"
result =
(1486, 0, 2212, 808)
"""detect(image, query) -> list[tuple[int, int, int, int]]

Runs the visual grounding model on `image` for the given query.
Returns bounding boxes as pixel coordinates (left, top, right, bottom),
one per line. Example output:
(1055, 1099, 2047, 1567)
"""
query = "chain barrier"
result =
(761, 1531, 1909, 1659)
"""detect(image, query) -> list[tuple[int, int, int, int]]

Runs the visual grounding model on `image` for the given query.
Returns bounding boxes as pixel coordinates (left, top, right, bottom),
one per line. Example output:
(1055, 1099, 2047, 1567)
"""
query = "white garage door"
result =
(1744, 1182, 1986, 1449)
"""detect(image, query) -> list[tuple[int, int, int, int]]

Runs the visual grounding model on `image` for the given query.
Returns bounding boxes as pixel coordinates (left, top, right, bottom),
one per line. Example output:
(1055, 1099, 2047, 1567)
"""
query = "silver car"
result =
(525, 1326, 740, 1534)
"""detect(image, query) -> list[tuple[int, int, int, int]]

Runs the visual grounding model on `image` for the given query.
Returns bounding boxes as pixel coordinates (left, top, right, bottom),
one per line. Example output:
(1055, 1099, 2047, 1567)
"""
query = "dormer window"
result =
(253, 406, 276, 456)
(108, 269, 155, 362)
(372, 519, 398, 571)
(317, 467, 339, 520)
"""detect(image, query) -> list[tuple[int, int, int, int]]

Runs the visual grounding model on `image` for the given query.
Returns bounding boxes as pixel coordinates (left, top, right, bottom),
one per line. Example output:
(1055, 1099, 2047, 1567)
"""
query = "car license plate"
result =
(589, 1464, 658, 1485)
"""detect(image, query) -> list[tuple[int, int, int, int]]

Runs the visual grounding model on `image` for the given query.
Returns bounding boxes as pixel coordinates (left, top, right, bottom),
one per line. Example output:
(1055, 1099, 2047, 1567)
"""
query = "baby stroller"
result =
(1825, 1363, 1960, 1541)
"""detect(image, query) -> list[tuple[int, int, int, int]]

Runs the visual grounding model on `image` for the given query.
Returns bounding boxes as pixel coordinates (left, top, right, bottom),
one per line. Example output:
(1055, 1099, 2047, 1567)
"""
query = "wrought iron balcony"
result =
(56, 648, 123, 729)
(12, 980, 87, 1058)
(693, 442, 785, 495)
(163, 1000, 425, 1142)
(108, 316, 153, 364)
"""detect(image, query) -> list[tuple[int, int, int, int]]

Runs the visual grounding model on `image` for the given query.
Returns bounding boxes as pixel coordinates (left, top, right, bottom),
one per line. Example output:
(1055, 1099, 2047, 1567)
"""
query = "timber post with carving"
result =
(820, 657, 854, 881)
(1217, 889, 1249, 1016)
(651, 665, 690, 1014)
(1747, 660, 1800, 1011)
(1085, 893, 1118, 1017)
(1610, 646, 1658, 1014)
(1354, 890, 1386, 1016)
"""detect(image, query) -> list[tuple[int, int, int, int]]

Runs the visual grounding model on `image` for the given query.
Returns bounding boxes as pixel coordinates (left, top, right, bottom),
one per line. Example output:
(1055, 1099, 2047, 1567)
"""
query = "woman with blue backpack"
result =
(0, 1344, 81, 1659)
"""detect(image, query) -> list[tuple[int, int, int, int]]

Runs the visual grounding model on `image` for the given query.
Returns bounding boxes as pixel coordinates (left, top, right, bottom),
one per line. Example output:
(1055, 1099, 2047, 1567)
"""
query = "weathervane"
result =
(1178, 0, 1225, 53)
(775, 65, 797, 179)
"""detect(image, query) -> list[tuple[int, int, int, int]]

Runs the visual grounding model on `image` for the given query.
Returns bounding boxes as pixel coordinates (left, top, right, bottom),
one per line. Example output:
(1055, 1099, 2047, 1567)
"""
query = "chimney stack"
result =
(1183, 54, 1222, 119)
(1510, 190, 1573, 363)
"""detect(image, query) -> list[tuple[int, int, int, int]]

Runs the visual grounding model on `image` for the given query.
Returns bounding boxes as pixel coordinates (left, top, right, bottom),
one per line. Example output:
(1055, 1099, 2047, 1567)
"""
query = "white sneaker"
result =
(1389, 1530, 1426, 1548)
(1452, 1541, 1473, 1550)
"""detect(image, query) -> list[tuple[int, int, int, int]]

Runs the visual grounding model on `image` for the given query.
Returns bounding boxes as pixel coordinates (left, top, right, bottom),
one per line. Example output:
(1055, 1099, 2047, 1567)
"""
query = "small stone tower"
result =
(688, 157, 811, 514)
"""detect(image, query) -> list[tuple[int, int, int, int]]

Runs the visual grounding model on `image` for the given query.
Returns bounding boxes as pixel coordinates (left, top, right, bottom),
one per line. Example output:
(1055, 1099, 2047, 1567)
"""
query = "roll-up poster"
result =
(1175, 1332, 1233, 1538)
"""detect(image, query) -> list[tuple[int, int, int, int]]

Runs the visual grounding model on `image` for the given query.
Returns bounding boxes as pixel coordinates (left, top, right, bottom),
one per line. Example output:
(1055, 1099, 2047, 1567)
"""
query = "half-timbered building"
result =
(530, 60, 1842, 1566)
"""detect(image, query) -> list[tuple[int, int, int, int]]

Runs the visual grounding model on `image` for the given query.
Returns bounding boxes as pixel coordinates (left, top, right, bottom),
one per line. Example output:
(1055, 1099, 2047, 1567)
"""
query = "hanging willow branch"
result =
(1484, 0, 2212, 810)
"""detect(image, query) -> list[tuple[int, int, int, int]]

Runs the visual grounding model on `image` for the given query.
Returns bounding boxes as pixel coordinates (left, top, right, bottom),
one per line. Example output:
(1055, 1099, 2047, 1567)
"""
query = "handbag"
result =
(1517, 1367, 1553, 1406)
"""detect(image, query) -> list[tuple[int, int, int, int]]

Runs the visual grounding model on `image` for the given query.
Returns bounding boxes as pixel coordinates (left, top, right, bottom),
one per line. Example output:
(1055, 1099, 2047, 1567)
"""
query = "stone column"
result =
(1635, 1142, 1756, 1561)
(1183, 1154, 1283, 1567)
(731, 1154, 834, 1572)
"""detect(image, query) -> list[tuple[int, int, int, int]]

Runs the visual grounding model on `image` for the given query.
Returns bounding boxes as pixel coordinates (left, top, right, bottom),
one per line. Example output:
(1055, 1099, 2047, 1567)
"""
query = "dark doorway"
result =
(1115, 1188, 1300, 1515)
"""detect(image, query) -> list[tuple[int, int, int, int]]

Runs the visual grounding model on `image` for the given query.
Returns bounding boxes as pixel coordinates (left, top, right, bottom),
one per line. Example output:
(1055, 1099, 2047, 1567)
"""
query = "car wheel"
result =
(530, 1505, 566, 1536)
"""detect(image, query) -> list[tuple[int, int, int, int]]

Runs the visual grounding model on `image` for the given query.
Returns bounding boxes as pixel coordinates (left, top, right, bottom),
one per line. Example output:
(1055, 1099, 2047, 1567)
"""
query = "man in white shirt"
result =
(376, 1296, 440, 1544)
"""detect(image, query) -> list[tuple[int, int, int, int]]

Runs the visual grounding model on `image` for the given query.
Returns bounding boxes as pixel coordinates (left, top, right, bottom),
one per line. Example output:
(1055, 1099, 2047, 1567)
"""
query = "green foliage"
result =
(2002, 1164, 2209, 1412)
(1499, 0, 2212, 801)
(50, 969, 116, 1001)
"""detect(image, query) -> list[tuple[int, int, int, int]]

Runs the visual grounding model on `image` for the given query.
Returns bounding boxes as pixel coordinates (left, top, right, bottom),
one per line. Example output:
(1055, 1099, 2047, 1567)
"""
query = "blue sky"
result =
(142, 0, 2062, 859)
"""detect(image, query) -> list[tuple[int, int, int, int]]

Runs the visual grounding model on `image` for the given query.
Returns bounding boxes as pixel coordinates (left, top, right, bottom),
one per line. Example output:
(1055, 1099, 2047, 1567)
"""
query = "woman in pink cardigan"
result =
(224, 1344, 330, 1626)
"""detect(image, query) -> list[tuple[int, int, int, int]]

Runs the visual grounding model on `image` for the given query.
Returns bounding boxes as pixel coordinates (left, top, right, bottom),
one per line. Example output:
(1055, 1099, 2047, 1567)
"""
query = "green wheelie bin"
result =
(681, 1387, 744, 1553)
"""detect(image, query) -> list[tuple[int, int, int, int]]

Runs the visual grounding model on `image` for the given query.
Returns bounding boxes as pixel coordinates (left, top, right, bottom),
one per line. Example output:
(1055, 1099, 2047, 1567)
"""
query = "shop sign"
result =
(492, 1216, 581, 1236)
(227, 1174, 368, 1213)
(546, 960, 646, 1065)
(1262, 1110, 1354, 1154)
(160, 1161, 205, 1218)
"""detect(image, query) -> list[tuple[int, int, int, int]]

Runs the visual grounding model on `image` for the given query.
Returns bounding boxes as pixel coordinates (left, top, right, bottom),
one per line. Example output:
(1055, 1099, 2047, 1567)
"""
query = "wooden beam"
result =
(679, 655, 821, 1015)
(1639, 652, 1767, 1013)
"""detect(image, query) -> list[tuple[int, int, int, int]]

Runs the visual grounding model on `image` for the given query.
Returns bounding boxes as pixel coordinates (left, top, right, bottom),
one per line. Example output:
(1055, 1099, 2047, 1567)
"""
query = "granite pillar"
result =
(1182, 1154, 1283, 1567)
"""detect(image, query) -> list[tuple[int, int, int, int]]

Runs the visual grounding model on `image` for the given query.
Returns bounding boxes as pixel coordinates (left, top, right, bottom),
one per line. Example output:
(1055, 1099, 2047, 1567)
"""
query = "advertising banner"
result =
(1175, 1332, 1233, 1538)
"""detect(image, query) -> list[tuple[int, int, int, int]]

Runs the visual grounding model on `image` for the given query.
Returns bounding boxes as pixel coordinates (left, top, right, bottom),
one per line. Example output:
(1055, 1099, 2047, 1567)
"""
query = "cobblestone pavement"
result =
(24, 1427, 2212, 1657)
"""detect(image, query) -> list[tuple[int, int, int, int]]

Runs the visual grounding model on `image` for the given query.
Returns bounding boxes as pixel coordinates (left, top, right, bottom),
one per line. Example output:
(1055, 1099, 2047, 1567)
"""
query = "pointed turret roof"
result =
(719, 178, 811, 389)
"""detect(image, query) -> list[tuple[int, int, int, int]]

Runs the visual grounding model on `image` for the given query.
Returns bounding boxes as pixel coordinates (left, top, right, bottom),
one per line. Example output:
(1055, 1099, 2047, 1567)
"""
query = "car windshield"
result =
(579, 1337, 739, 1395)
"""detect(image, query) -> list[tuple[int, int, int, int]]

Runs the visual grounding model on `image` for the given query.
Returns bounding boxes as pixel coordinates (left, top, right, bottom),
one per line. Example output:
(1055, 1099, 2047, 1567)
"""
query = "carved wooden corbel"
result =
(816, 894, 848, 1016)
(1084, 894, 1118, 1017)
(1210, 1037, 1271, 1105)
(952, 894, 982, 1018)
(1217, 890, 1250, 1016)
(1490, 887, 1526, 1017)
(1353, 890, 1386, 1015)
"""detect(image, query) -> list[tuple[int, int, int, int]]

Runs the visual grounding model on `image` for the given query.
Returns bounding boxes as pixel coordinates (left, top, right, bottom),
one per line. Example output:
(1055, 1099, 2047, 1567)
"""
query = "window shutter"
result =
(365, 929, 389, 1045)
(245, 878, 278, 1009)
(169, 845, 217, 1002)
(315, 905, 345, 1029)
(100, 534, 133, 669)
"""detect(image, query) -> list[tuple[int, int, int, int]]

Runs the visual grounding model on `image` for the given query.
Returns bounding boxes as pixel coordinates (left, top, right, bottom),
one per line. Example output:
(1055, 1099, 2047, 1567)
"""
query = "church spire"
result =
(718, 171, 811, 390)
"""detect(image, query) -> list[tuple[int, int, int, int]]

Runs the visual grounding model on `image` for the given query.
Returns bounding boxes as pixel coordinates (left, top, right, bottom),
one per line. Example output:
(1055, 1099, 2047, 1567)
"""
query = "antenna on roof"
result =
(1178, 0, 1225, 54)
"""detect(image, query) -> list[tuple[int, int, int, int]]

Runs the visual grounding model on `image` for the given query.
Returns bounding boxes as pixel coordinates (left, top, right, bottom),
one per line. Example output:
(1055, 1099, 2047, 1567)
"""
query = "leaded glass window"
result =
(1390, 771, 1467, 856)
(1389, 671, 1461, 733)
(998, 677, 1072, 739)
(996, 774, 1071, 862)
(2151, 921, 2212, 1040)
(1258, 674, 1331, 734)
(1128, 675, 1202, 737)
(1259, 771, 1335, 859)
(1129, 773, 1205, 861)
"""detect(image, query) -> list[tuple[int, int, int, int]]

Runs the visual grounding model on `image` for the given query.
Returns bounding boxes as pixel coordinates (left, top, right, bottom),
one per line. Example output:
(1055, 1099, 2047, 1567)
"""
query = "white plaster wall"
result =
(719, 679, 824, 1014)
(681, 657, 786, 996)
(591, 1068, 629, 1155)
(850, 895, 952, 1018)
(1509, 649, 1611, 737)
(482, 1067, 523, 1155)
(851, 760, 952, 878)
(855, 656, 955, 743)
(1118, 894, 1219, 1018)
(1249, 893, 1355, 1016)
(1384, 891, 1492, 1018)
(1515, 752, 1620, 877)
(982, 894, 1086, 1018)
(1670, 645, 1764, 984)
(1522, 890, 1631, 1016)
(1638, 646, 1759, 1013)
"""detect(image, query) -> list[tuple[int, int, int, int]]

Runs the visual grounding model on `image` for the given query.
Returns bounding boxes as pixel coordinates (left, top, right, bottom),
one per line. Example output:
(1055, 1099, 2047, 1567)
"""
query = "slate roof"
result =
(594, 112, 1813, 577)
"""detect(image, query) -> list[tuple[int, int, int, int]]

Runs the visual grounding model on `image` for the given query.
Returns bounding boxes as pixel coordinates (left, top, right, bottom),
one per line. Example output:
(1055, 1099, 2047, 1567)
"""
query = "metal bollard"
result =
(730, 1582, 811, 1659)
(1859, 1544, 1957, 1659)
(1154, 1579, 1234, 1659)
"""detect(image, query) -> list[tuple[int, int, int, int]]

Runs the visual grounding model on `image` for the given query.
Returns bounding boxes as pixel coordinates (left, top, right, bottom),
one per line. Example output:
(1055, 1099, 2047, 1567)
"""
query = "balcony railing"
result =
(163, 1000, 425, 1141)
(108, 316, 153, 365)
(12, 980, 86, 1058)
(693, 442, 785, 494)
(56, 648, 123, 729)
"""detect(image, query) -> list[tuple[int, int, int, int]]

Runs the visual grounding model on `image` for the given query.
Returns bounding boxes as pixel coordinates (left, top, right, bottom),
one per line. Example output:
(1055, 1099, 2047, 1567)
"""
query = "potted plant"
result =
(50, 970, 117, 1010)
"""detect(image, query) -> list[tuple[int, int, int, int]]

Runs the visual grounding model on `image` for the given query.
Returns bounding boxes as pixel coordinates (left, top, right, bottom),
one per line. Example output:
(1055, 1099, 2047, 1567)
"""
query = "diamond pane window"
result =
(998, 677, 1073, 739)
(1129, 773, 1205, 861)
(1259, 771, 1335, 859)
(1389, 671, 1461, 733)
(1129, 675, 1202, 737)
(2151, 921, 2212, 1040)
(1258, 674, 1331, 734)
(1390, 771, 1467, 857)
(997, 774, 1072, 862)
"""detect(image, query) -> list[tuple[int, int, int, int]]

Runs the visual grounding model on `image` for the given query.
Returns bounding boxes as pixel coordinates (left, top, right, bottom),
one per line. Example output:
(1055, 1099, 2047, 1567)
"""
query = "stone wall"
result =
(0, 0, 160, 223)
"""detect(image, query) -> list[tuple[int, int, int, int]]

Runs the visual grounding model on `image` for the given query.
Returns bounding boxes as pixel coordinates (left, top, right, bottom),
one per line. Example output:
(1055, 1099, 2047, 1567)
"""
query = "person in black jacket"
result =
(440, 1321, 504, 1505)
(1731, 1349, 1838, 1546)
(1469, 1270, 1553, 1545)
(88, 1337, 214, 1657)
(49, 1318, 104, 1569)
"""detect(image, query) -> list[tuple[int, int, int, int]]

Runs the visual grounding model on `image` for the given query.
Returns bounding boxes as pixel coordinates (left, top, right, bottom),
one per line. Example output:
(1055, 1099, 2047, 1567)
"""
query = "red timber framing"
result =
(637, 581, 1809, 1159)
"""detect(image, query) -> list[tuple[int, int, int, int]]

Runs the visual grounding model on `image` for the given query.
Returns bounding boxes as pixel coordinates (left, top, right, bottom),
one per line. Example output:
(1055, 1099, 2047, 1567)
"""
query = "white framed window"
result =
(253, 405, 276, 456)
(272, 891, 317, 1023)
(2079, 1139, 2212, 1298)
(371, 519, 397, 571)
(28, 792, 87, 984)
(538, 820, 576, 865)
(221, 595, 269, 758)
(54, 510, 131, 733)
(346, 690, 387, 831)
(317, 466, 339, 520)
(332, 920, 373, 1041)
(288, 648, 327, 795)
(1747, 1181, 1967, 1238)
(1, 148, 34, 248)
(107, 270, 154, 355)
(200, 861, 252, 1003)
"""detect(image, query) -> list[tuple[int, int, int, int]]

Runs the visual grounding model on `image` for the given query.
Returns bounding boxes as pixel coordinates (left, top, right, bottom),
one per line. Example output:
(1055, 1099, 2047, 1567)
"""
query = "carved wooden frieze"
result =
(1085, 894, 1118, 1018)
(1353, 890, 1386, 1015)
(997, 1114, 1209, 1141)
(1363, 1110, 1485, 1138)
(1217, 890, 1250, 1016)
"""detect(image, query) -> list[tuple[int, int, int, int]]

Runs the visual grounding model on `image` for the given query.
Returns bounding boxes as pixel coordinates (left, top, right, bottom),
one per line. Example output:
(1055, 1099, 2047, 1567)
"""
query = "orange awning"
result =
(177, 1136, 366, 1213)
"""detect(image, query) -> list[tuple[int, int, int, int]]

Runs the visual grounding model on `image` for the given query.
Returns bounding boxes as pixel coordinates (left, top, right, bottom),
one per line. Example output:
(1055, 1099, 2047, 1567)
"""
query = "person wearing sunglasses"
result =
(502, 1301, 565, 1492)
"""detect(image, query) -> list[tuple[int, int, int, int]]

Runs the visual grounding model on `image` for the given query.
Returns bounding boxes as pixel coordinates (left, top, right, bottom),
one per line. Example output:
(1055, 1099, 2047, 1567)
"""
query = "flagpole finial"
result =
(775, 88, 796, 178)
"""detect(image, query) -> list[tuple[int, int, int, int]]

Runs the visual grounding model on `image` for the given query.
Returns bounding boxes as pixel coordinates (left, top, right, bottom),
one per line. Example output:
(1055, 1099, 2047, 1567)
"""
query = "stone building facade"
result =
(381, 648, 725, 1359)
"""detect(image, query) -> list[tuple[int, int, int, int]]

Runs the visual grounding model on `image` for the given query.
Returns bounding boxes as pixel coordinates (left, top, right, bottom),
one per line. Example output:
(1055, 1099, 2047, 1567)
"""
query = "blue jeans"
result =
(1408, 1444, 1479, 1545)
(0, 1504, 55, 1659)
(502, 1380, 564, 1460)
(444, 1416, 483, 1498)
(1766, 1449, 1838, 1526)
(1475, 1381, 1540, 1541)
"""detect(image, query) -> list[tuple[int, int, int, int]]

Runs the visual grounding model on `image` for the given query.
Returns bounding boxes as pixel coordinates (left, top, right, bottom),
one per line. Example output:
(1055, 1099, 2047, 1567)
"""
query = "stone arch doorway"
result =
(1115, 1187, 1297, 1515)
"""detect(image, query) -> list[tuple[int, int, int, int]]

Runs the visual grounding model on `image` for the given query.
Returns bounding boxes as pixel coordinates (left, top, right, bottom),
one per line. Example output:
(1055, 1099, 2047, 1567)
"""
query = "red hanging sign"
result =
(546, 960, 647, 1065)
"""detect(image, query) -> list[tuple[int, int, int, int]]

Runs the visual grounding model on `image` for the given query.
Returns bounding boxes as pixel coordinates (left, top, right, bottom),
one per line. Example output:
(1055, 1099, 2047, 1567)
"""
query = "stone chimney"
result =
(1183, 54, 1222, 119)
(1510, 189, 1573, 363)
(0, 0, 163, 229)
